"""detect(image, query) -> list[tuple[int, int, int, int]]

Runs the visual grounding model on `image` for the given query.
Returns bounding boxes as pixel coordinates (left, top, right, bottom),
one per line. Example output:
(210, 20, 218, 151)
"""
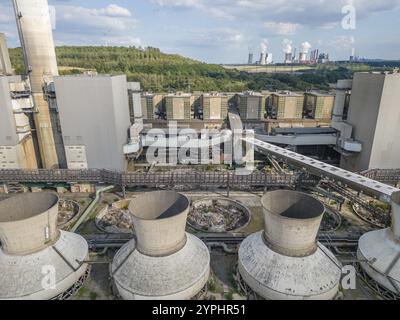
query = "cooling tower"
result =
(12, 0, 59, 168)
(299, 52, 307, 63)
(0, 193, 89, 300)
(111, 191, 210, 300)
(238, 190, 342, 300)
(357, 191, 400, 294)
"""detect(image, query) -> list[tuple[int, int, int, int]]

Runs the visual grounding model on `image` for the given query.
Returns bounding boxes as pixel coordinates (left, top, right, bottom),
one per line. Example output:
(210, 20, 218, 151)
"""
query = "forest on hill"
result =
(9, 46, 357, 92)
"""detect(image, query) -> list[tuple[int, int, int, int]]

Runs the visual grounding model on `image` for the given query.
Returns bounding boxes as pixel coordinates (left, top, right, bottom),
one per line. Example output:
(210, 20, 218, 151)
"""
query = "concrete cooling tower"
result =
(111, 191, 210, 300)
(238, 190, 342, 300)
(357, 191, 400, 294)
(0, 193, 89, 300)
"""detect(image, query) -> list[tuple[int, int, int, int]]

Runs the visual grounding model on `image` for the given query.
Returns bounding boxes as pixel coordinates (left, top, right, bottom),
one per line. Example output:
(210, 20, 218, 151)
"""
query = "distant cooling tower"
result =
(238, 190, 342, 300)
(259, 53, 266, 65)
(12, 0, 60, 168)
(111, 191, 210, 300)
(299, 52, 307, 63)
(0, 193, 89, 300)
(284, 53, 293, 64)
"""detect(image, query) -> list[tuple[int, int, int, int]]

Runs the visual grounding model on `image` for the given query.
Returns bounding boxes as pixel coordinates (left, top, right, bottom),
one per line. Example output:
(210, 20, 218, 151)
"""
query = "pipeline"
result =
(70, 185, 114, 233)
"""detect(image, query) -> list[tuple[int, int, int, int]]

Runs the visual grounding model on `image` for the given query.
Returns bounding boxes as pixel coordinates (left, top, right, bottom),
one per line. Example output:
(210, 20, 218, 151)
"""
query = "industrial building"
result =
(111, 191, 210, 300)
(341, 71, 400, 171)
(54, 75, 131, 171)
(140, 93, 164, 121)
(165, 93, 193, 120)
(304, 92, 335, 119)
(0, 193, 89, 299)
(237, 91, 266, 120)
(0, 33, 12, 75)
(238, 190, 341, 300)
(271, 91, 304, 119)
(200, 93, 228, 120)
(12, 0, 60, 169)
(0, 76, 37, 169)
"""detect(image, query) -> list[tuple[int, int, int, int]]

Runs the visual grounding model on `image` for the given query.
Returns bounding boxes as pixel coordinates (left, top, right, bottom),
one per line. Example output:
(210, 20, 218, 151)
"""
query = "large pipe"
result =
(12, 0, 59, 168)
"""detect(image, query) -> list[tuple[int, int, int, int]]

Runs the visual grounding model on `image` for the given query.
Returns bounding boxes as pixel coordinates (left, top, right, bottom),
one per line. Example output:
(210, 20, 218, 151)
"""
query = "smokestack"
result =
(12, 0, 60, 168)
(0, 33, 13, 75)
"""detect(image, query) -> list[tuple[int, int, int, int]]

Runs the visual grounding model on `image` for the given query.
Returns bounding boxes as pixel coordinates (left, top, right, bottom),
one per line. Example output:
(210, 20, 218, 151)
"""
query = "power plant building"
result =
(237, 92, 266, 120)
(165, 93, 193, 120)
(200, 93, 228, 120)
(54, 75, 131, 171)
(141, 93, 164, 120)
(341, 71, 400, 171)
(0, 76, 37, 169)
(304, 92, 335, 119)
(271, 92, 304, 119)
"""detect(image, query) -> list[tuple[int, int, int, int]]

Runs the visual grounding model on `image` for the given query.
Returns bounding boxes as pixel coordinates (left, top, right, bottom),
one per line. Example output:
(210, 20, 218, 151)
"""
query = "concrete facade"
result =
(341, 72, 400, 172)
(0, 76, 37, 169)
(54, 75, 131, 171)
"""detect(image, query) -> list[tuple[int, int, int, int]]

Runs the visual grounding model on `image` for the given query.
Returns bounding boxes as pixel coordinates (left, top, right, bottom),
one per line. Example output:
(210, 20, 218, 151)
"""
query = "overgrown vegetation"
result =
(9, 46, 399, 92)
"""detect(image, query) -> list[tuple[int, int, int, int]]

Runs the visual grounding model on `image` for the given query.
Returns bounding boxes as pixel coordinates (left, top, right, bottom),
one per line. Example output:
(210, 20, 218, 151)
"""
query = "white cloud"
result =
(264, 22, 301, 36)
(178, 28, 245, 47)
(151, 0, 234, 19)
(151, 0, 400, 27)
(56, 4, 137, 33)
(98, 4, 132, 17)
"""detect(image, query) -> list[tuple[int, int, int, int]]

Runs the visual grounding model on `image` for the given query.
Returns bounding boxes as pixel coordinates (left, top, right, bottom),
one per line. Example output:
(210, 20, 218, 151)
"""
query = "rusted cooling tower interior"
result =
(111, 191, 210, 300)
(357, 191, 400, 294)
(0, 193, 89, 300)
(238, 190, 342, 300)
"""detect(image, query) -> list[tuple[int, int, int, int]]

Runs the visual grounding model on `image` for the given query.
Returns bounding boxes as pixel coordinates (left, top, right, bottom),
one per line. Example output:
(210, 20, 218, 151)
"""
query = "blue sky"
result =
(1, 0, 400, 63)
